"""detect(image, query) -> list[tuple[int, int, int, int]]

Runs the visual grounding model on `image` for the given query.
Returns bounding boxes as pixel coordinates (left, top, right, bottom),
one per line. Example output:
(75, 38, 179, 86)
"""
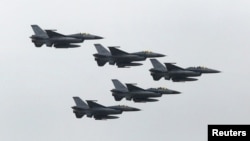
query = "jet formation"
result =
(149, 59, 220, 82)
(30, 25, 220, 120)
(30, 25, 103, 48)
(93, 44, 165, 68)
(111, 79, 180, 102)
(72, 97, 140, 120)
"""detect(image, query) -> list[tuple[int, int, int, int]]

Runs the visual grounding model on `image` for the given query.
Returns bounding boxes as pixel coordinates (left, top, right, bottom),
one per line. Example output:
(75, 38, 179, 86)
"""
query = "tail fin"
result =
(112, 79, 128, 92)
(150, 59, 167, 71)
(94, 44, 111, 56)
(73, 97, 89, 109)
(31, 25, 49, 38)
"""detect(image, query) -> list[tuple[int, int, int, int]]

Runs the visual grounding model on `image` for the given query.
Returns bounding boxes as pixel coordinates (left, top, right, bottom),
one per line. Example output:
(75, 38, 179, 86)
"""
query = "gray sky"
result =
(1, 0, 250, 141)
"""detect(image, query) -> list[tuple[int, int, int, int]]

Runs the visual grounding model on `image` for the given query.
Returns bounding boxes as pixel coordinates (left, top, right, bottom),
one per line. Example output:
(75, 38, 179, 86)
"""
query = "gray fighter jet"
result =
(30, 25, 103, 48)
(93, 44, 165, 68)
(72, 97, 140, 120)
(149, 59, 220, 82)
(111, 79, 180, 102)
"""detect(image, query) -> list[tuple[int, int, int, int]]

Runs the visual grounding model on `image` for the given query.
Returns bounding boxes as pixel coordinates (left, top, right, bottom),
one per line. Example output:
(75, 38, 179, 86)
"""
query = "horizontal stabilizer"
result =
(95, 59, 108, 66)
(114, 96, 124, 101)
(151, 73, 163, 81)
(74, 113, 84, 118)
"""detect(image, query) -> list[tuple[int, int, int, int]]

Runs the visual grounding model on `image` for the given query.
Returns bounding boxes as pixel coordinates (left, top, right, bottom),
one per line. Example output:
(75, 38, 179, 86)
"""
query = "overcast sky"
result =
(1, 0, 250, 141)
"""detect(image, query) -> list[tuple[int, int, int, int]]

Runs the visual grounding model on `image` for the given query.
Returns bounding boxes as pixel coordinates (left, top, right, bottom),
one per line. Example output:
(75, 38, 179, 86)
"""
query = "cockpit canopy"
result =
(143, 50, 153, 54)
(157, 87, 168, 90)
(80, 33, 90, 35)
(193, 66, 208, 69)
(118, 105, 128, 108)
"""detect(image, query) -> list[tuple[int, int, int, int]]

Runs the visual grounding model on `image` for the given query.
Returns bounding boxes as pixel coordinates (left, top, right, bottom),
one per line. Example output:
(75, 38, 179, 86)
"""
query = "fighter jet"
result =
(149, 59, 220, 82)
(30, 25, 103, 48)
(93, 44, 165, 68)
(71, 97, 140, 120)
(111, 79, 180, 102)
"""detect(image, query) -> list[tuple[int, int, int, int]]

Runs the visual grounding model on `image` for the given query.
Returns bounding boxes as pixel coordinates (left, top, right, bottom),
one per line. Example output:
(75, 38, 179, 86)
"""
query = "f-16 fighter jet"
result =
(111, 79, 180, 102)
(93, 44, 165, 68)
(149, 59, 220, 82)
(71, 97, 140, 120)
(30, 25, 103, 48)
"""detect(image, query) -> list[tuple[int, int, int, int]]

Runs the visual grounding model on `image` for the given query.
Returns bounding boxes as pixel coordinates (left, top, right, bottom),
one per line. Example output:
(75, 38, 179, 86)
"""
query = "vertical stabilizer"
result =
(150, 59, 167, 71)
(73, 97, 89, 109)
(94, 44, 111, 56)
(31, 25, 49, 38)
(112, 79, 128, 92)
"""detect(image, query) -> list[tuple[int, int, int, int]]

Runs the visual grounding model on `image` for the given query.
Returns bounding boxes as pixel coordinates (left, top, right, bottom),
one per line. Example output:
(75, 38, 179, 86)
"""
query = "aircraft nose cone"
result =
(94, 35, 104, 39)
(172, 90, 181, 94)
(154, 53, 166, 57)
(213, 70, 221, 73)
(147, 53, 166, 58)
(207, 69, 221, 73)
(131, 107, 141, 111)
(158, 54, 166, 57)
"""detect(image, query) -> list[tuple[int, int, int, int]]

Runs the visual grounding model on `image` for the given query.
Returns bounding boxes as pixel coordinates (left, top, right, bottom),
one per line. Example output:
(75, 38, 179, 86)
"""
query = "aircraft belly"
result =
(51, 38, 82, 43)
(93, 108, 121, 115)
(114, 56, 145, 62)
(132, 92, 161, 98)
(170, 71, 200, 77)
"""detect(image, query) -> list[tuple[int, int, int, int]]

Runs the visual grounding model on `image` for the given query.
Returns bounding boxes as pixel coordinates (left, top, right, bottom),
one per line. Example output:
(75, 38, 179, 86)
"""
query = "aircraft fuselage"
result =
(113, 55, 146, 62)
(168, 70, 201, 77)
(90, 107, 123, 115)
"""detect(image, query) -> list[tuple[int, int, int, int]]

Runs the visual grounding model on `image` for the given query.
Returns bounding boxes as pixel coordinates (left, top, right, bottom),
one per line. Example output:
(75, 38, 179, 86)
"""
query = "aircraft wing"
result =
(45, 30, 66, 37)
(164, 63, 184, 71)
(171, 76, 198, 82)
(94, 115, 119, 120)
(86, 100, 106, 108)
(133, 98, 158, 102)
(126, 84, 145, 91)
(53, 43, 80, 48)
(108, 47, 129, 55)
